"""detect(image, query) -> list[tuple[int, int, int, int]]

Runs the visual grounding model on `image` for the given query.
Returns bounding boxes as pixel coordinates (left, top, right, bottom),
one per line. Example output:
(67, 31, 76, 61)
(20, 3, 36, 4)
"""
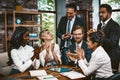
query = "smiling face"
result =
(73, 28, 84, 44)
(99, 7, 111, 22)
(66, 8, 76, 20)
(22, 31, 30, 46)
(86, 36, 97, 51)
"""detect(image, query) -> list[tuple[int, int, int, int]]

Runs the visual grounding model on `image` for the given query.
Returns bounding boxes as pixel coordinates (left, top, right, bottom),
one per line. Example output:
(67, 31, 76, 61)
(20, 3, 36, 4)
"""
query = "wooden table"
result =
(9, 65, 86, 80)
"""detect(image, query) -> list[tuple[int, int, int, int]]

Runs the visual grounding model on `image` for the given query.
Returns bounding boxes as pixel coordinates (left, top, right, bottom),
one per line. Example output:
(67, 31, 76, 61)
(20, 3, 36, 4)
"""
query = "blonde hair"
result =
(39, 29, 49, 42)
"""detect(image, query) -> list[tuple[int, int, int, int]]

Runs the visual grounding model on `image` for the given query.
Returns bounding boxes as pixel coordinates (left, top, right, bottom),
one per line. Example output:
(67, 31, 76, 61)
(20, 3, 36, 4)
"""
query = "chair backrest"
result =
(107, 72, 120, 80)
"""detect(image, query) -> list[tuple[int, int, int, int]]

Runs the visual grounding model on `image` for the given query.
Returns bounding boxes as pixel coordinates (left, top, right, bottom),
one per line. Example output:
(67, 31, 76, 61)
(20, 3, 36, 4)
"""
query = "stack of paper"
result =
(29, 70, 47, 77)
(60, 71, 85, 79)
(29, 70, 58, 80)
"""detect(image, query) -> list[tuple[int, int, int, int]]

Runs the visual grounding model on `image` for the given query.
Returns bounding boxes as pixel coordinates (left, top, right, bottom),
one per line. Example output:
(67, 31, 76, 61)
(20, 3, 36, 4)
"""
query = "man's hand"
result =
(74, 48, 85, 60)
(87, 29, 96, 35)
(66, 50, 76, 62)
(62, 32, 71, 39)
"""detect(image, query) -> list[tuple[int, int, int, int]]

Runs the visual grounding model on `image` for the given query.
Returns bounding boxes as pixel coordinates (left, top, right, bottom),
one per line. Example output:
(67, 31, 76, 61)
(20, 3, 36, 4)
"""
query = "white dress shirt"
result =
(78, 46, 113, 78)
(39, 43, 61, 67)
(74, 41, 83, 64)
(11, 45, 34, 72)
(101, 17, 111, 27)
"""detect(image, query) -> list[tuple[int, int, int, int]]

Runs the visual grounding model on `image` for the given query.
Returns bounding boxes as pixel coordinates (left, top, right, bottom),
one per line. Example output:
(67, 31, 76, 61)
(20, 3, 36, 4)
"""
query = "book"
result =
(29, 70, 47, 77)
(37, 75, 58, 80)
(60, 71, 85, 79)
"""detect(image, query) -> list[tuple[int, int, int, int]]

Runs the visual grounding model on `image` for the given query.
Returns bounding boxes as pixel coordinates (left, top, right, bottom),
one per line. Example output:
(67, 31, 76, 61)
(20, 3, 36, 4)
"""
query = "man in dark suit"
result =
(56, 3, 84, 64)
(66, 25, 92, 66)
(97, 4, 120, 73)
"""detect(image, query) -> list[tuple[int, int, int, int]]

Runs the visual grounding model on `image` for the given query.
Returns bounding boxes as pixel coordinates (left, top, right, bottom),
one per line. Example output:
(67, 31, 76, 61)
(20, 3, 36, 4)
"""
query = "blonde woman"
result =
(38, 29, 61, 67)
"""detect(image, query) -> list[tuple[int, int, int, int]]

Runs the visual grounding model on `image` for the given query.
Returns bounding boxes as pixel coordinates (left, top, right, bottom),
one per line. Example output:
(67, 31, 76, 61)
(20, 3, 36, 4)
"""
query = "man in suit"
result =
(97, 4, 120, 73)
(56, 3, 84, 64)
(66, 25, 92, 66)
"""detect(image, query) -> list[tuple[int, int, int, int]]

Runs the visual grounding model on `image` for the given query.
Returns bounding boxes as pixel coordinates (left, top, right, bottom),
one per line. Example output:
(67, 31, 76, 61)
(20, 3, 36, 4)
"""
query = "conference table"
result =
(9, 65, 86, 80)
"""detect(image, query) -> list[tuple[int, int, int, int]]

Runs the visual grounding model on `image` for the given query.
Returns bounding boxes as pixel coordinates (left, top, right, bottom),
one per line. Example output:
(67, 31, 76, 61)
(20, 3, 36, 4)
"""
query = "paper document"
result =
(37, 75, 58, 80)
(29, 70, 47, 77)
(60, 71, 85, 79)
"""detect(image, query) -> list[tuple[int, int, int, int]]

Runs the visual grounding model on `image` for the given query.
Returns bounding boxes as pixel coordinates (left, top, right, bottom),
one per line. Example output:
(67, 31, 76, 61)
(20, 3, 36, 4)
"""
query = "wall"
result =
(56, 0, 66, 44)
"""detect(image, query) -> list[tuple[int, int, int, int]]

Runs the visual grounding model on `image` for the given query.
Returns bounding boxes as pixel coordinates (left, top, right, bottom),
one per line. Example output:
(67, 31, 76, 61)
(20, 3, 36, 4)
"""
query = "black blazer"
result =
(57, 16, 84, 49)
(97, 18, 120, 69)
(68, 41, 92, 66)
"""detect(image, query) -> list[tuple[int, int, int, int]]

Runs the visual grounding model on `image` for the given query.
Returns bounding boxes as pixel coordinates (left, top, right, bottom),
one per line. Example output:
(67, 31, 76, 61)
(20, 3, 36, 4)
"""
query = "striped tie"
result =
(66, 20, 71, 47)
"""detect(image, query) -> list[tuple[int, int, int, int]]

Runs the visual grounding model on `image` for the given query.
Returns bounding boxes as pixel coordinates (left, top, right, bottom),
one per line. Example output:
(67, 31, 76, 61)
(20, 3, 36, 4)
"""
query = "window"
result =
(37, 0, 56, 42)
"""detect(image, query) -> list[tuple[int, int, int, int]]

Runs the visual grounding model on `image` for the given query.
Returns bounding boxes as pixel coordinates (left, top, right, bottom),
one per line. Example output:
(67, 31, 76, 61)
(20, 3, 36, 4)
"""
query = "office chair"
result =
(106, 72, 120, 80)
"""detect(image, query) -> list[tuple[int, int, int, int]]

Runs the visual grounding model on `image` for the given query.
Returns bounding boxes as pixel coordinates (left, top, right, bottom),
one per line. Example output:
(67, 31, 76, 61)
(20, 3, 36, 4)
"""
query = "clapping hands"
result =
(74, 48, 85, 60)
(66, 47, 85, 61)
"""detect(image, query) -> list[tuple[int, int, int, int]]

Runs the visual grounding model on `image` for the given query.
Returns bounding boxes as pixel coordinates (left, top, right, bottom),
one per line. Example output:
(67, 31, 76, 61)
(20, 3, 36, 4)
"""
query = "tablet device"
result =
(49, 67, 70, 72)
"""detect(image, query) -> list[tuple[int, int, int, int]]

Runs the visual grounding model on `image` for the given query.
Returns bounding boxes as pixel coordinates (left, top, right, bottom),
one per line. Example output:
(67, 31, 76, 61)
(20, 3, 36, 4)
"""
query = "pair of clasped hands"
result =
(66, 46, 85, 62)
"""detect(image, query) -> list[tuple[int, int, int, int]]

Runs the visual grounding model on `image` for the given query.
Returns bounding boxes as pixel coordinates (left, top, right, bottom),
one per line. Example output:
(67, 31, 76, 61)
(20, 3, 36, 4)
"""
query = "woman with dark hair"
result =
(71, 30, 113, 80)
(8, 26, 40, 74)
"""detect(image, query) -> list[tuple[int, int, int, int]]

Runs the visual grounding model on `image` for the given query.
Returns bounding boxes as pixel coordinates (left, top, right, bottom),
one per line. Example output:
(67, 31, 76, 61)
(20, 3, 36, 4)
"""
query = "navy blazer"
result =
(97, 18, 120, 69)
(56, 16, 84, 50)
(68, 41, 92, 66)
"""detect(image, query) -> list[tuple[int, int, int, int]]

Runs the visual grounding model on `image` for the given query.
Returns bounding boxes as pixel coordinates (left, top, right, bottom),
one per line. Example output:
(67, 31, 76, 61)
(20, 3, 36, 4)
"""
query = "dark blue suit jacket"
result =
(97, 18, 120, 69)
(68, 41, 92, 66)
(56, 16, 84, 50)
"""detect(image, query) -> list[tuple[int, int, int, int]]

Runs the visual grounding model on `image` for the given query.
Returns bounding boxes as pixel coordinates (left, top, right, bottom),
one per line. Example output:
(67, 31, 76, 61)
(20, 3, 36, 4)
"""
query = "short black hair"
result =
(66, 3, 77, 12)
(100, 4, 112, 13)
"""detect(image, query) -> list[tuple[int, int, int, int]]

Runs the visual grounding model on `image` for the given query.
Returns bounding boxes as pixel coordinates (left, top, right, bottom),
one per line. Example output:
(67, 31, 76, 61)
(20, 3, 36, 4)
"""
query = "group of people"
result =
(7, 3, 120, 80)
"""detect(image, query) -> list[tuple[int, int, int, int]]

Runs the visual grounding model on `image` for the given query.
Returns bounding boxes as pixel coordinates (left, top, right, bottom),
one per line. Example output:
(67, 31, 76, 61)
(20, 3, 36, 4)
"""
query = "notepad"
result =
(29, 70, 47, 77)
(60, 71, 85, 79)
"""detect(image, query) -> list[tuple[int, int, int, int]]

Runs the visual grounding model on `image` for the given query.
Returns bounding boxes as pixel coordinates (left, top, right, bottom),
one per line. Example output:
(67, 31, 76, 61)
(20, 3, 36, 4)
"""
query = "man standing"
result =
(97, 4, 120, 73)
(56, 3, 84, 64)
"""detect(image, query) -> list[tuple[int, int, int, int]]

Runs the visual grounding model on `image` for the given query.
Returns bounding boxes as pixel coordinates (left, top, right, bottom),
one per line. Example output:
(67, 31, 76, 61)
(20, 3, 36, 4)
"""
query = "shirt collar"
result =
(76, 40, 83, 48)
(92, 46, 102, 56)
(71, 16, 76, 22)
(101, 17, 111, 25)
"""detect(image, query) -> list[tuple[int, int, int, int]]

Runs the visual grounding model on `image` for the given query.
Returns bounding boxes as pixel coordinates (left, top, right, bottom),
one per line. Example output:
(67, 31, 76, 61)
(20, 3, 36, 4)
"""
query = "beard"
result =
(100, 14, 109, 22)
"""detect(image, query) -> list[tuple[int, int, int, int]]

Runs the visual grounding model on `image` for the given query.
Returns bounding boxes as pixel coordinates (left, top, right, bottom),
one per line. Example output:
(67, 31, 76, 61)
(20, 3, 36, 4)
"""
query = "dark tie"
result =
(66, 20, 71, 47)
(101, 22, 105, 30)
(67, 20, 71, 33)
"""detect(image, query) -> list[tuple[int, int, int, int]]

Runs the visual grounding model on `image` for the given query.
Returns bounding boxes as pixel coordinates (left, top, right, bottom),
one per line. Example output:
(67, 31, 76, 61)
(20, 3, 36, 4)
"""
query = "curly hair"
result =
(7, 26, 29, 65)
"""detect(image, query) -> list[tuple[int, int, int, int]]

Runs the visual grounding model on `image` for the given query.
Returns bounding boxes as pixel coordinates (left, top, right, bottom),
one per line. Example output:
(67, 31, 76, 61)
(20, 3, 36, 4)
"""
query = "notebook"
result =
(29, 70, 47, 77)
